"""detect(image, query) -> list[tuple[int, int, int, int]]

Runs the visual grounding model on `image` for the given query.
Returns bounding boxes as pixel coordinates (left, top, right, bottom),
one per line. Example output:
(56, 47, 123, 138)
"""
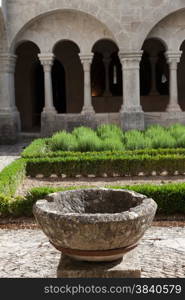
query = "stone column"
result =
(119, 51, 144, 130)
(103, 53, 112, 97)
(0, 53, 21, 143)
(0, 54, 18, 112)
(149, 56, 158, 95)
(79, 54, 95, 114)
(165, 51, 182, 112)
(38, 53, 56, 113)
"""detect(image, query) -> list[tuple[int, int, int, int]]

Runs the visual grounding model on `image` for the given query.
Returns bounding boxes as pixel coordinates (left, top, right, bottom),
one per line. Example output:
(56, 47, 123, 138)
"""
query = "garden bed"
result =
(1, 124, 185, 217)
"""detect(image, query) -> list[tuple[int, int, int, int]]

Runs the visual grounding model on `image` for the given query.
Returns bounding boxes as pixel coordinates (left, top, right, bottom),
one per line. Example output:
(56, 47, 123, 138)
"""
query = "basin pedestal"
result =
(57, 248, 141, 278)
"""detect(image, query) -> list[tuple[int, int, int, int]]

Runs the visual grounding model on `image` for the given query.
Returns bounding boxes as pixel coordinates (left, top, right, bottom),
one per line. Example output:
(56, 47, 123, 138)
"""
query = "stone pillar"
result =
(103, 53, 112, 97)
(119, 51, 144, 131)
(0, 53, 21, 144)
(79, 54, 95, 114)
(149, 56, 158, 95)
(38, 53, 56, 114)
(165, 51, 182, 112)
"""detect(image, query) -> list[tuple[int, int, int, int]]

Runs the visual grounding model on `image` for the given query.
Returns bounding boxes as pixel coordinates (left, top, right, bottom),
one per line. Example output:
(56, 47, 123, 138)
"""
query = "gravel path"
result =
(0, 143, 27, 172)
(0, 226, 185, 278)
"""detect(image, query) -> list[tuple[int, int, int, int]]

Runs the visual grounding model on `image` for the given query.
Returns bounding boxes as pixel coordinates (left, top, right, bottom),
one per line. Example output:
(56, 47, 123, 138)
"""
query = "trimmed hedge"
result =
(22, 140, 185, 159)
(25, 154, 185, 177)
(0, 159, 26, 196)
(5, 182, 185, 217)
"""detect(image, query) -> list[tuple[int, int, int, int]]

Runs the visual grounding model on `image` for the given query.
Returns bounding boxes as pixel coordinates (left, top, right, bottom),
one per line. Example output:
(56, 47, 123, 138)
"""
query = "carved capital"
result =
(119, 51, 143, 70)
(79, 53, 94, 71)
(38, 53, 54, 72)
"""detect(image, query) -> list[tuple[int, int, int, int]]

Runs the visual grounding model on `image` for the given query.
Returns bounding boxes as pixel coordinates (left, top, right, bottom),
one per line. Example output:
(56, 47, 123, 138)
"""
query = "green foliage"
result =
(21, 138, 48, 158)
(25, 154, 185, 178)
(145, 125, 176, 149)
(0, 159, 26, 196)
(124, 130, 152, 150)
(97, 124, 123, 140)
(101, 138, 124, 151)
(109, 183, 185, 215)
(49, 131, 78, 151)
(77, 134, 103, 152)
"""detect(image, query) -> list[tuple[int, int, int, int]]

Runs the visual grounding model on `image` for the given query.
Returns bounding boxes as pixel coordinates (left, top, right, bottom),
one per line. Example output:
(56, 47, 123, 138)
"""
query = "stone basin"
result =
(33, 189, 157, 262)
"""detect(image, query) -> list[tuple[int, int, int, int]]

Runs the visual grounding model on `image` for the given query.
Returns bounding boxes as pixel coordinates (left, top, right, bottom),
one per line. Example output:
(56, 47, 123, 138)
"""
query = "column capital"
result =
(119, 51, 143, 69)
(165, 51, 182, 66)
(79, 53, 94, 71)
(0, 53, 17, 73)
(38, 53, 54, 71)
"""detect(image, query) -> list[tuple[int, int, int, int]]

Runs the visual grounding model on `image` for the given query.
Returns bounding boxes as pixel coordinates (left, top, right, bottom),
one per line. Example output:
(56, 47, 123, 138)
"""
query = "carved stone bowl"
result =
(33, 189, 157, 262)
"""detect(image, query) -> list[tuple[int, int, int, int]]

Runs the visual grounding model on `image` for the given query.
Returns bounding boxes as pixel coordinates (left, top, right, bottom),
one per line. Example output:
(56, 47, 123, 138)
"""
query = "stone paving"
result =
(0, 143, 28, 172)
(0, 226, 185, 278)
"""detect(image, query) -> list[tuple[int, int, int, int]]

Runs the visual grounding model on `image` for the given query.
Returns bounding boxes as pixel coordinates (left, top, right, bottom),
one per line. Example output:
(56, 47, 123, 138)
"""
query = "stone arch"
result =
(11, 9, 117, 54)
(144, 9, 185, 51)
(0, 8, 7, 52)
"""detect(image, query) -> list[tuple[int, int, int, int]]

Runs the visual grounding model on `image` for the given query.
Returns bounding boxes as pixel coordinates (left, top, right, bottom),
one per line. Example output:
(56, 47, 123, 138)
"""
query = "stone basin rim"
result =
(34, 189, 157, 223)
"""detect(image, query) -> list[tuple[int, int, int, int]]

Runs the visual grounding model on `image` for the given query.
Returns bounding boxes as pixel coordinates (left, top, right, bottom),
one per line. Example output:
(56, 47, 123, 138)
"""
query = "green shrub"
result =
(21, 139, 48, 158)
(168, 124, 185, 140)
(25, 154, 185, 178)
(77, 134, 103, 152)
(49, 131, 78, 151)
(101, 138, 124, 151)
(145, 126, 176, 148)
(97, 124, 123, 140)
(0, 159, 26, 196)
(124, 130, 152, 150)
(109, 183, 185, 215)
(72, 126, 96, 138)
(176, 134, 185, 148)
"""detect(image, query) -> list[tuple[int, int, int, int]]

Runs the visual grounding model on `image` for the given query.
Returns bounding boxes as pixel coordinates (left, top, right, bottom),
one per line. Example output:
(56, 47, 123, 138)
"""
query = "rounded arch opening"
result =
(53, 40, 83, 113)
(15, 41, 44, 132)
(91, 39, 122, 113)
(178, 40, 185, 111)
(140, 38, 169, 112)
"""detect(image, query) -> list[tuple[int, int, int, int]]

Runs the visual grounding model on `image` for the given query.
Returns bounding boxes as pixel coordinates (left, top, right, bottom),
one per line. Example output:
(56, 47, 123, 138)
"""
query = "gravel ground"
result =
(0, 226, 185, 278)
(17, 175, 185, 196)
(0, 143, 28, 172)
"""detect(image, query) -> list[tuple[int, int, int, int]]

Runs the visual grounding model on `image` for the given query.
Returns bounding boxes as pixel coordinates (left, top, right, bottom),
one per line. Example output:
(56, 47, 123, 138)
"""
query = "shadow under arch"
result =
(53, 39, 83, 114)
(15, 40, 44, 132)
(140, 37, 169, 112)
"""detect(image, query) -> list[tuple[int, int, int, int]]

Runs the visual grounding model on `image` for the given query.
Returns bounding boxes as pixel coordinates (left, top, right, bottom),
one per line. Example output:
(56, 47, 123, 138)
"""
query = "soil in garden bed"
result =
(16, 175, 185, 196)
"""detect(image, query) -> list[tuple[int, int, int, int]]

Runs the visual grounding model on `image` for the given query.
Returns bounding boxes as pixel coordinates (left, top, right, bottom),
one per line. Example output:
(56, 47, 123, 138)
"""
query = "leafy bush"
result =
(0, 159, 26, 196)
(72, 126, 96, 139)
(145, 126, 176, 149)
(49, 131, 78, 151)
(21, 139, 48, 158)
(110, 183, 185, 215)
(97, 124, 123, 140)
(77, 134, 103, 152)
(101, 138, 124, 151)
(124, 130, 152, 150)
(168, 124, 185, 139)
(25, 154, 185, 178)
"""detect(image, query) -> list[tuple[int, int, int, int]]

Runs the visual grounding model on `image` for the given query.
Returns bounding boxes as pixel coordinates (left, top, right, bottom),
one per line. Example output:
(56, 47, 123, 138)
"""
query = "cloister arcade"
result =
(1, 4, 185, 142)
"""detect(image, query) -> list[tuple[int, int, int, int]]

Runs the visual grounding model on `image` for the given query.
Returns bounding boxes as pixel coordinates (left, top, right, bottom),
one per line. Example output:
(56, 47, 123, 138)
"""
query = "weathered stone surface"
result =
(57, 249, 141, 278)
(33, 188, 157, 261)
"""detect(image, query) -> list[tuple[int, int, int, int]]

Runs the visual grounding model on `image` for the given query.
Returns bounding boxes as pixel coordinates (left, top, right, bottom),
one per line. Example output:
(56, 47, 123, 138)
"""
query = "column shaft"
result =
(165, 51, 182, 112)
(0, 54, 17, 112)
(38, 53, 56, 113)
(79, 54, 95, 114)
(119, 51, 143, 113)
